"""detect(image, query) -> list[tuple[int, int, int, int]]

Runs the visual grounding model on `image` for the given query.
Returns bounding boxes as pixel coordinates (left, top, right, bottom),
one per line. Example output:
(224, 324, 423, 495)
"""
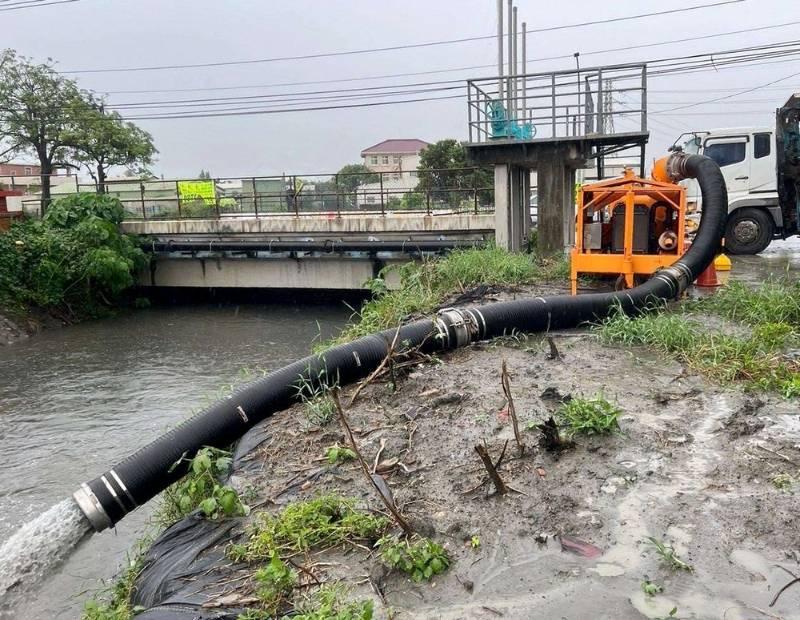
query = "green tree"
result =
(416, 139, 493, 206)
(0, 50, 87, 212)
(70, 104, 156, 193)
(335, 163, 378, 193)
(198, 169, 211, 179)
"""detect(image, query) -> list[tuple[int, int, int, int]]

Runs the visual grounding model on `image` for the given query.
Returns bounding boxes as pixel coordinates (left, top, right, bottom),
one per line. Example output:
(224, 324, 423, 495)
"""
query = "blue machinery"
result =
(487, 100, 535, 140)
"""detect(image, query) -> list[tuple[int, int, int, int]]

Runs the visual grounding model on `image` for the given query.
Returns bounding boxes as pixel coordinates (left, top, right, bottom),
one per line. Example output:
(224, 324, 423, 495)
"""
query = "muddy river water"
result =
(0, 238, 798, 618)
(0, 301, 349, 618)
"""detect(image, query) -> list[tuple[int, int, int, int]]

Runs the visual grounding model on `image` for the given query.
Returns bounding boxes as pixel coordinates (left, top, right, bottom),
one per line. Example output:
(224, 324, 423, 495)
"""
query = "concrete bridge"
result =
(123, 211, 494, 291)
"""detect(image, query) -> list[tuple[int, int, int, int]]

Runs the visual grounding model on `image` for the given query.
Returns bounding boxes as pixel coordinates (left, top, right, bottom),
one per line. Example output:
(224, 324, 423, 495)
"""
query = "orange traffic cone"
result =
(695, 259, 721, 287)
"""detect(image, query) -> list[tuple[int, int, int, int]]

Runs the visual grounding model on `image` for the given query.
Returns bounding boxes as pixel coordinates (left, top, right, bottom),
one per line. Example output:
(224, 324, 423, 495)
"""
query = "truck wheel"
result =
(724, 208, 774, 255)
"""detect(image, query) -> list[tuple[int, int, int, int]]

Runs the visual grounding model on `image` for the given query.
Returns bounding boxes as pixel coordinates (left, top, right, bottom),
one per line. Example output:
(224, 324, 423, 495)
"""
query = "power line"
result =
(0, 0, 77, 11)
(654, 68, 800, 112)
(61, 0, 745, 74)
(93, 17, 799, 98)
(94, 39, 800, 111)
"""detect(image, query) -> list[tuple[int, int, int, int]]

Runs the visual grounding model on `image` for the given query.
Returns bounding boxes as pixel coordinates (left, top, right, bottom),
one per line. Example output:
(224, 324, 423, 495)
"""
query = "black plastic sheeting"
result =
(128, 423, 274, 619)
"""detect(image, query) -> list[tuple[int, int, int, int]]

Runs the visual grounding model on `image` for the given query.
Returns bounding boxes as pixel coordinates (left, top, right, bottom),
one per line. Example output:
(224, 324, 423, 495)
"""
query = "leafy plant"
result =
(558, 394, 621, 436)
(378, 535, 450, 582)
(252, 552, 297, 616)
(292, 584, 374, 620)
(641, 577, 663, 597)
(646, 537, 693, 573)
(0, 193, 148, 317)
(231, 496, 387, 561)
(295, 372, 339, 427)
(470, 535, 481, 549)
(325, 445, 356, 465)
(157, 447, 248, 526)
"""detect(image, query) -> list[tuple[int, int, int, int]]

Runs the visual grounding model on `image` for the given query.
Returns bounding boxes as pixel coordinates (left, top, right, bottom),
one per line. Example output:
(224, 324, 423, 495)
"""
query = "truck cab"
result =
(672, 127, 784, 254)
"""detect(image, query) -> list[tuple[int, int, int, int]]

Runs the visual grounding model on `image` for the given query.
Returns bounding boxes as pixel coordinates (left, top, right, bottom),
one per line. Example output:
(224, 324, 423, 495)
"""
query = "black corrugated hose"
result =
(73, 153, 727, 531)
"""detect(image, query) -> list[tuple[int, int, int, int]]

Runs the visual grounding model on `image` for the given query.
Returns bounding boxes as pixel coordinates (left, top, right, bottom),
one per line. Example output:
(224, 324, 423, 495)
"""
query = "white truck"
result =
(671, 93, 800, 254)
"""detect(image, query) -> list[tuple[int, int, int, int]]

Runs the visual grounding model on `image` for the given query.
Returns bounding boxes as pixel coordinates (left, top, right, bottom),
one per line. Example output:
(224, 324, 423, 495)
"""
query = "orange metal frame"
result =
(570, 169, 686, 295)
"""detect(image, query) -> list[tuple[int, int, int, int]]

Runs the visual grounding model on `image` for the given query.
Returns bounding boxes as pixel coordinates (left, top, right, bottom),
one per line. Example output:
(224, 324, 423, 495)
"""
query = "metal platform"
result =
(466, 62, 649, 175)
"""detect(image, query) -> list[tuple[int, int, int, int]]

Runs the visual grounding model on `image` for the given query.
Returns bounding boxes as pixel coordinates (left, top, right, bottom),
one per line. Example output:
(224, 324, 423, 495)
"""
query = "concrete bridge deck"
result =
(128, 211, 495, 291)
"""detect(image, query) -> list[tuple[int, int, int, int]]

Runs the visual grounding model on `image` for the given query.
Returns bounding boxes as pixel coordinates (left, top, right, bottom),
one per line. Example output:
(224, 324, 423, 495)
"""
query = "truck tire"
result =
(724, 208, 774, 255)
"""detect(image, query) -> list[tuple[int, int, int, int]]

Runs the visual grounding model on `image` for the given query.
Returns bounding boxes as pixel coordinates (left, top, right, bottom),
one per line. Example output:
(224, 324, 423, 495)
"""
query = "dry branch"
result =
(474, 442, 508, 495)
(501, 360, 525, 456)
(332, 389, 413, 535)
(348, 326, 402, 407)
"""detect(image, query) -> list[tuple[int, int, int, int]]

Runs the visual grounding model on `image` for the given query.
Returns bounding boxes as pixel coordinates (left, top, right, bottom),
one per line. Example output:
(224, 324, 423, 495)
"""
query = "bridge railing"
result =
(467, 63, 647, 144)
(78, 168, 494, 221)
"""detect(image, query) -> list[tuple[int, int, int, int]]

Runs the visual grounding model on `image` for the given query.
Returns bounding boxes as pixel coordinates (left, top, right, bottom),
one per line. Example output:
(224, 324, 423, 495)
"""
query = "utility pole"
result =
(521, 21, 527, 119)
(507, 0, 513, 114)
(497, 0, 504, 103)
(512, 5, 518, 118)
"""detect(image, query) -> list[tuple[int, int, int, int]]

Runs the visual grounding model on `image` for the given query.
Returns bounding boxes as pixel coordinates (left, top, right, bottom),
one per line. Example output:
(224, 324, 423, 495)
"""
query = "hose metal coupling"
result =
(73, 483, 113, 532)
(435, 307, 484, 348)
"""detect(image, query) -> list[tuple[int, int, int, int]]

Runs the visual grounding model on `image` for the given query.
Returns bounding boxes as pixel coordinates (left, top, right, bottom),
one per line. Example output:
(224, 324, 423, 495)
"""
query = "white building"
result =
(356, 139, 429, 208)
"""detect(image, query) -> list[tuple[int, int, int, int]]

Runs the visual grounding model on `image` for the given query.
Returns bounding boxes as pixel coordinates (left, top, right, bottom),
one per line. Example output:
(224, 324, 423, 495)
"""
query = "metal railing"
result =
(467, 63, 647, 144)
(67, 168, 494, 221)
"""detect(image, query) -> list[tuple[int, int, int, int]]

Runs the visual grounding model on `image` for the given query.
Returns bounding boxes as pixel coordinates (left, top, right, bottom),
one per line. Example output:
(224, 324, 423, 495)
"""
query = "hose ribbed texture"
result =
(81, 154, 727, 529)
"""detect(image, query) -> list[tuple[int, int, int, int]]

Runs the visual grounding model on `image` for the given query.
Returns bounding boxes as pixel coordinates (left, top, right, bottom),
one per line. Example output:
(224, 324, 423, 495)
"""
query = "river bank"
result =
(79, 245, 800, 620)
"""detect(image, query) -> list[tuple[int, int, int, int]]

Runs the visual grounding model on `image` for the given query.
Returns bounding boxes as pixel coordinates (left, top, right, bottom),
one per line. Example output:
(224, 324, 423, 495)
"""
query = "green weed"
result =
(470, 535, 481, 549)
(231, 496, 387, 561)
(157, 447, 248, 527)
(292, 584, 374, 620)
(558, 394, 621, 436)
(641, 577, 663, 597)
(81, 542, 149, 620)
(324, 445, 356, 465)
(646, 537, 693, 573)
(296, 371, 339, 427)
(693, 280, 800, 327)
(252, 552, 297, 616)
(597, 303, 800, 396)
(378, 535, 450, 582)
(322, 246, 569, 349)
(772, 473, 795, 492)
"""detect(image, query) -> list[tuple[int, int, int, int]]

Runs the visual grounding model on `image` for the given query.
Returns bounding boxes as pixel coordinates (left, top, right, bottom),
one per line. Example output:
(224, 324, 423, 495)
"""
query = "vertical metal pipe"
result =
(512, 6, 518, 118)
(641, 65, 648, 132)
(507, 0, 512, 114)
(497, 0, 504, 102)
(521, 21, 527, 118)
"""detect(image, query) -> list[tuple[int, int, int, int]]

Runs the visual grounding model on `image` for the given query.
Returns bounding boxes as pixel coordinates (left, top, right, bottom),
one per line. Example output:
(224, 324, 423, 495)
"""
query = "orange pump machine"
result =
(570, 167, 686, 295)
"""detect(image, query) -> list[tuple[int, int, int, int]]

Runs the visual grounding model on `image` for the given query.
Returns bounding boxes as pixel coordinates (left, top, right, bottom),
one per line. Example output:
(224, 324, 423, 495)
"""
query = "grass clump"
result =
(325, 246, 568, 348)
(694, 280, 800, 327)
(772, 473, 796, 492)
(646, 537, 694, 573)
(81, 544, 148, 620)
(558, 394, 621, 436)
(230, 496, 387, 562)
(597, 301, 800, 396)
(252, 552, 297, 616)
(157, 447, 248, 527)
(378, 534, 450, 582)
(292, 585, 374, 620)
(324, 444, 356, 465)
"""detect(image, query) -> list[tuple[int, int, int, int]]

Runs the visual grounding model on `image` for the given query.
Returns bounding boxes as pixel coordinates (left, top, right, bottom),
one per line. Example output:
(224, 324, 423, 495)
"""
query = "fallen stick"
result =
(348, 326, 402, 407)
(332, 389, 413, 535)
(501, 360, 525, 456)
(474, 443, 508, 495)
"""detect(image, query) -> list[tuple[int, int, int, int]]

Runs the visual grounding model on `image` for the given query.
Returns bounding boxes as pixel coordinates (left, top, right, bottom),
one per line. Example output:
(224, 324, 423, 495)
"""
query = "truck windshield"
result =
(672, 133, 703, 154)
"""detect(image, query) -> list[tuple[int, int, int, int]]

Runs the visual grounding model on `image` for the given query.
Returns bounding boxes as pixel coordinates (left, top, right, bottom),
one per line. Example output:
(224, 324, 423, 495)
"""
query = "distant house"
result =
(357, 139, 429, 208)
(0, 162, 70, 193)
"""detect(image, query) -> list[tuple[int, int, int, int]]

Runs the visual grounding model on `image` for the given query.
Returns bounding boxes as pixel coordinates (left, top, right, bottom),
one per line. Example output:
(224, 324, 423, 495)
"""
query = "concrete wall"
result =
(122, 212, 495, 239)
(142, 256, 406, 290)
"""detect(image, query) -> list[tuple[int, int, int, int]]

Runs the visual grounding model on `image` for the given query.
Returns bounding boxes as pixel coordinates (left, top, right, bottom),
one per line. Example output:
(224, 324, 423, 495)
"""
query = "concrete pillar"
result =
(494, 164, 511, 250)
(537, 146, 577, 255)
(508, 165, 523, 252)
(522, 169, 531, 247)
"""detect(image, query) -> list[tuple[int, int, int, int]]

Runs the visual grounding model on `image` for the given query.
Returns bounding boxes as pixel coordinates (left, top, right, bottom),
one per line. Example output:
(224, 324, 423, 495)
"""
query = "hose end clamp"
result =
(435, 307, 481, 348)
(73, 483, 113, 533)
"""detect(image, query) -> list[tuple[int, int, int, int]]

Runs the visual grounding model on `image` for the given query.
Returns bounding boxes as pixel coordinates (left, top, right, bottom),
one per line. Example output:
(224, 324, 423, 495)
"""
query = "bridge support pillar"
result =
(494, 163, 528, 252)
(537, 146, 577, 255)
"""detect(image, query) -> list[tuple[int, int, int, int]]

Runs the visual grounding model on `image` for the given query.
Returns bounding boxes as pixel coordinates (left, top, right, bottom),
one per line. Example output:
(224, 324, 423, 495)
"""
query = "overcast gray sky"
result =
(3, 0, 799, 178)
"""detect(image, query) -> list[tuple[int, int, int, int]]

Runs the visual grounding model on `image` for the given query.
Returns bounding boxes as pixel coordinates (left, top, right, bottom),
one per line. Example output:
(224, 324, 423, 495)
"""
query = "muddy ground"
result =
(132, 282, 800, 620)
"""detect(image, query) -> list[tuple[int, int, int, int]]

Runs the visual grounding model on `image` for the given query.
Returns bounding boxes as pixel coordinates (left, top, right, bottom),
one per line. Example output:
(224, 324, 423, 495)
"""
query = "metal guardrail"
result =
(467, 63, 647, 144)
(64, 168, 495, 221)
